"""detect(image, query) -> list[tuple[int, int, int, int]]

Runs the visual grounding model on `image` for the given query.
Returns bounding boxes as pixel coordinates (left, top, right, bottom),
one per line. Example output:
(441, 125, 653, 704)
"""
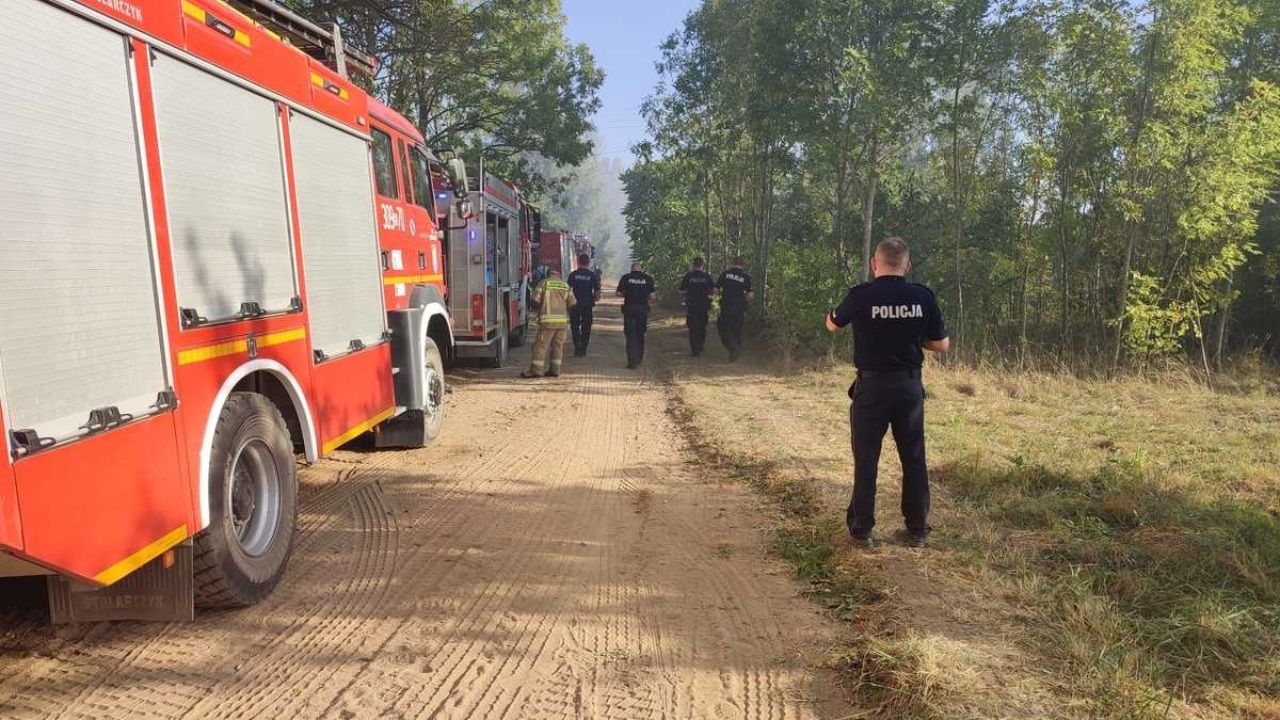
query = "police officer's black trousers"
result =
(686, 307, 709, 355)
(622, 306, 649, 366)
(569, 305, 594, 354)
(718, 308, 745, 360)
(848, 372, 930, 536)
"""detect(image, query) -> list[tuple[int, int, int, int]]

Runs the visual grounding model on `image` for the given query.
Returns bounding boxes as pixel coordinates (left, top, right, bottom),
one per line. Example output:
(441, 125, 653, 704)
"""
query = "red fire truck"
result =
(446, 171, 540, 366)
(539, 230, 596, 276)
(539, 229, 574, 276)
(574, 234, 598, 269)
(0, 0, 467, 621)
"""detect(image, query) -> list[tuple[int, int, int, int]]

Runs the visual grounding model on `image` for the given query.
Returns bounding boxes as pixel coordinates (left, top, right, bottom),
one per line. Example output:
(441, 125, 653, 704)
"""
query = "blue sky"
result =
(562, 0, 700, 167)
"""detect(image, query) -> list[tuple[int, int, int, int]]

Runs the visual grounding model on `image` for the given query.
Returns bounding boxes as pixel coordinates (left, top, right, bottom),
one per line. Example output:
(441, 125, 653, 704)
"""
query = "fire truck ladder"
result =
(223, 0, 376, 79)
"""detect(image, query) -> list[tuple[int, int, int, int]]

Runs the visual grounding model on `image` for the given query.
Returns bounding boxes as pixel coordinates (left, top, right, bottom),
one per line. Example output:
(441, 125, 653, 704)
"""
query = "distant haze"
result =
(562, 0, 700, 168)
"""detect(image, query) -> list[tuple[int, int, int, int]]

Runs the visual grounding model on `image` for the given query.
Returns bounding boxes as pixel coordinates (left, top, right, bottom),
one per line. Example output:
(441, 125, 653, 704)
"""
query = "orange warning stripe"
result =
(382, 273, 444, 286)
(177, 328, 307, 366)
(322, 407, 396, 455)
(94, 525, 189, 586)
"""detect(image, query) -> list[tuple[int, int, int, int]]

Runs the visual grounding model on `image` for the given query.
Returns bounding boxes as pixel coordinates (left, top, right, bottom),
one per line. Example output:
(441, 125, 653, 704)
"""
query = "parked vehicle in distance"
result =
(447, 172, 543, 366)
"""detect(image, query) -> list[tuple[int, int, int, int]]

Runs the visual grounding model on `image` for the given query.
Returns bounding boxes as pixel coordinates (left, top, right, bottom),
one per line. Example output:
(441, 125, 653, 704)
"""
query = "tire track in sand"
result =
(0, 301, 844, 720)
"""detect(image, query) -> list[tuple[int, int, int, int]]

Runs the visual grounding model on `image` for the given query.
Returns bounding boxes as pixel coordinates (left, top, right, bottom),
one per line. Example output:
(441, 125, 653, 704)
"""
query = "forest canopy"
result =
(624, 0, 1280, 368)
(291, 0, 604, 196)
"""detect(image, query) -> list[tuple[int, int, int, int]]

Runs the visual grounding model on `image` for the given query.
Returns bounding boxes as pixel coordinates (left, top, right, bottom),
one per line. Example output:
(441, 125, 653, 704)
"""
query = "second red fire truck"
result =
(446, 171, 541, 367)
(539, 230, 597, 276)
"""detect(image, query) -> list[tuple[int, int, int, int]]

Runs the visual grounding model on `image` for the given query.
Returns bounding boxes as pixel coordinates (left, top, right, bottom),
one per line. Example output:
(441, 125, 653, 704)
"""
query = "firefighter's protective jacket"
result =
(533, 276, 575, 327)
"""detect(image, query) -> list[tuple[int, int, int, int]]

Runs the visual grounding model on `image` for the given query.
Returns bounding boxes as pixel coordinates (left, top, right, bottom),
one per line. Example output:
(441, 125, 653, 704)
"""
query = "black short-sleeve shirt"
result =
(716, 269, 752, 311)
(829, 276, 947, 370)
(679, 270, 715, 310)
(567, 268, 600, 306)
(617, 271, 656, 309)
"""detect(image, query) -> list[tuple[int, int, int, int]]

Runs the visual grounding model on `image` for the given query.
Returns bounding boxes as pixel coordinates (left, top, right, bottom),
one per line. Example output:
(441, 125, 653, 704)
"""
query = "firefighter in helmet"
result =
(522, 268, 576, 378)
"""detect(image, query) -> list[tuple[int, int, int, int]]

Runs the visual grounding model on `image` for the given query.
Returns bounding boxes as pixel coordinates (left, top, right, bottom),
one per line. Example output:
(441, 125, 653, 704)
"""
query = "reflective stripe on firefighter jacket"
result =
(535, 278, 575, 327)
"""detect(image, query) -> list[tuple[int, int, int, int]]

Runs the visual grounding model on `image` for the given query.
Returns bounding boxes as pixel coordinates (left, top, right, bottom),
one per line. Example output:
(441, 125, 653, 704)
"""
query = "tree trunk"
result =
(1019, 266, 1029, 363)
(1197, 316, 1215, 391)
(1059, 222, 1070, 353)
(1112, 222, 1139, 367)
(860, 165, 879, 282)
(1214, 274, 1234, 370)
(702, 165, 712, 262)
(756, 149, 774, 312)
(952, 188, 965, 356)
(950, 79, 965, 356)
(834, 156, 851, 272)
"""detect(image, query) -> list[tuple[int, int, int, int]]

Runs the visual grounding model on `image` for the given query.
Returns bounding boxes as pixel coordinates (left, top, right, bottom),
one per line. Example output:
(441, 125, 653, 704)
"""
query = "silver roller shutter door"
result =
(151, 54, 296, 322)
(288, 114, 386, 356)
(0, 3, 167, 441)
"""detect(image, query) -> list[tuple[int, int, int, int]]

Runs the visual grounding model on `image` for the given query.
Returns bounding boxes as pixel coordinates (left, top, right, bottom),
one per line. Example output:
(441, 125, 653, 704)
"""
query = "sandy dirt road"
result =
(0, 298, 847, 720)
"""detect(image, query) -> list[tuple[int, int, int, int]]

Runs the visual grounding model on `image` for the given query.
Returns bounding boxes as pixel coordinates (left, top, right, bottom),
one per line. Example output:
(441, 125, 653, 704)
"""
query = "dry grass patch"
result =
(662, 334, 1279, 719)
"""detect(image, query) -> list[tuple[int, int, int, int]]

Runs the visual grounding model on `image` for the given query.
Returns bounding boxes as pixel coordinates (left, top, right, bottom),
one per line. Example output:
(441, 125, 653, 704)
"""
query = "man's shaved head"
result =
(875, 237, 911, 269)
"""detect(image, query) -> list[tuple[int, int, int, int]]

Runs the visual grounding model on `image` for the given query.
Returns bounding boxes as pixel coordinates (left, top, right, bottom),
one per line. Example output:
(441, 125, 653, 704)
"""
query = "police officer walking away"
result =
(521, 268, 576, 378)
(616, 261, 657, 369)
(825, 237, 949, 548)
(716, 257, 753, 362)
(678, 257, 716, 356)
(567, 253, 601, 356)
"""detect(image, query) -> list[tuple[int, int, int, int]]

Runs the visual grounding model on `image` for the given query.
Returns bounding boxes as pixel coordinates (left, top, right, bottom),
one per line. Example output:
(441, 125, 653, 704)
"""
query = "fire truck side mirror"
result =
(446, 158, 469, 198)
(456, 198, 474, 220)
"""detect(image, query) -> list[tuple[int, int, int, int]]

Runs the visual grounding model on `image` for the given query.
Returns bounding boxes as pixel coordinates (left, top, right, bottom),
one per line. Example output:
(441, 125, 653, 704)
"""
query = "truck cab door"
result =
(405, 145, 445, 301)
(370, 126, 411, 310)
(395, 139, 437, 290)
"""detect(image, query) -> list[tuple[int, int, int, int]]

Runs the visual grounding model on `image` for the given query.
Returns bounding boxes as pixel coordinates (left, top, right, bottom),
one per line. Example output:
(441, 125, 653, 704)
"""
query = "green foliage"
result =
(626, 0, 1280, 367)
(292, 0, 603, 194)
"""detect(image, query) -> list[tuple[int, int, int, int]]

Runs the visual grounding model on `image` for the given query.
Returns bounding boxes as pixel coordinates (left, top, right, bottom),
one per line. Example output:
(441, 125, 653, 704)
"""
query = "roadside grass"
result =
(663, 338, 1279, 719)
(926, 366, 1280, 718)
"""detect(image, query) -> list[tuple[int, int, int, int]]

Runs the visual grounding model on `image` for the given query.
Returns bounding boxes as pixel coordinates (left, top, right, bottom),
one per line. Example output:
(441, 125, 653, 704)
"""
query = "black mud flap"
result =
(373, 409, 428, 449)
(47, 540, 194, 623)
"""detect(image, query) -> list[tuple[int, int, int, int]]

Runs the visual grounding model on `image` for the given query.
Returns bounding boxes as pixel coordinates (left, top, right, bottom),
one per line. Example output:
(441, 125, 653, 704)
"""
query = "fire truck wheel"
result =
(194, 392, 298, 609)
(421, 338, 446, 442)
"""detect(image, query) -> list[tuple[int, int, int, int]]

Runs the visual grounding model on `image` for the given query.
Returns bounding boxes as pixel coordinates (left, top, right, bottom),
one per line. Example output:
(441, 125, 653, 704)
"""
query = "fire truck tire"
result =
(194, 392, 298, 609)
(421, 338, 446, 443)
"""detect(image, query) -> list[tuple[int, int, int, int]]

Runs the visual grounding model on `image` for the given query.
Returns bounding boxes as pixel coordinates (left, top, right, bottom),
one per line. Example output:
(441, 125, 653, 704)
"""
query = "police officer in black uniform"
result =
(678, 257, 716, 356)
(616, 261, 657, 369)
(567, 253, 601, 356)
(715, 257, 752, 362)
(826, 237, 950, 548)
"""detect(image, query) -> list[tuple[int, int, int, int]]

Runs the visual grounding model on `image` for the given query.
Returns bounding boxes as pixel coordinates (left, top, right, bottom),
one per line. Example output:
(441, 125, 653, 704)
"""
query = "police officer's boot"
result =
(850, 532, 875, 550)
(896, 527, 931, 548)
